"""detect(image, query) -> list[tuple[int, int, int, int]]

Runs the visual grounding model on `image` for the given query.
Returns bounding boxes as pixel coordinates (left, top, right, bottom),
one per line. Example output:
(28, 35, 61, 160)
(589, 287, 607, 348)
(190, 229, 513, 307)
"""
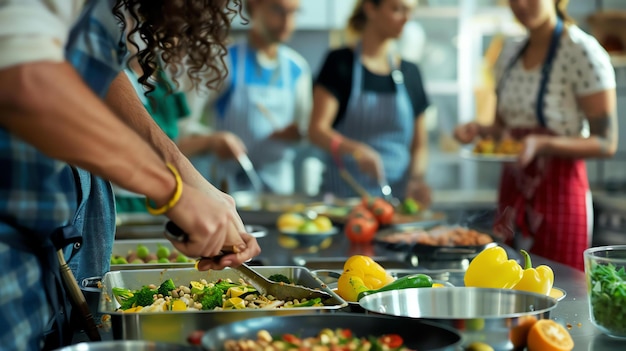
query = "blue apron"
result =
(214, 42, 296, 194)
(322, 45, 414, 197)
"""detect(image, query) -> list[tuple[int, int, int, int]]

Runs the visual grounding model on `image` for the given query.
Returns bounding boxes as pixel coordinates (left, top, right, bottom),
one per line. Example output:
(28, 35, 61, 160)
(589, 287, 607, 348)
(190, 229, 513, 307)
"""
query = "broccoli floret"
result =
(199, 286, 223, 310)
(158, 278, 176, 296)
(268, 274, 291, 284)
(134, 286, 157, 307)
(214, 280, 244, 291)
(112, 287, 136, 310)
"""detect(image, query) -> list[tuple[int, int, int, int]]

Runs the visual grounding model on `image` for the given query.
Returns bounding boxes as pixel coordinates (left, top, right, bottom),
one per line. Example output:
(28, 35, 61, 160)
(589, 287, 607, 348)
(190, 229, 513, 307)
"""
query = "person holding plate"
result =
(308, 0, 431, 207)
(454, 0, 617, 270)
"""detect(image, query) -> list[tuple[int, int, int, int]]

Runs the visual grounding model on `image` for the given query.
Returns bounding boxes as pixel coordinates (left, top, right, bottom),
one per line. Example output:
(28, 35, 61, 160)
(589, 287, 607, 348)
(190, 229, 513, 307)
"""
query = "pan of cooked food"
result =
(98, 267, 346, 344)
(375, 225, 497, 260)
(200, 314, 462, 351)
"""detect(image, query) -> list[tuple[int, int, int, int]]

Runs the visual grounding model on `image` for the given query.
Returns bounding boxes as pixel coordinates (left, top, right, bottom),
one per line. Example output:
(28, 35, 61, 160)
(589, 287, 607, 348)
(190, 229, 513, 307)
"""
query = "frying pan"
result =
(201, 313, 461, 351)
(375, 225, 499, 261)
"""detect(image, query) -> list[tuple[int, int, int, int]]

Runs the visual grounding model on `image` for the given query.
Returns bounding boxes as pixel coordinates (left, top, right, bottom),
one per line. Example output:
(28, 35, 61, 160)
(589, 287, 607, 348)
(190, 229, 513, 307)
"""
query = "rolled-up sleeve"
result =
(0, 1, 80, 69)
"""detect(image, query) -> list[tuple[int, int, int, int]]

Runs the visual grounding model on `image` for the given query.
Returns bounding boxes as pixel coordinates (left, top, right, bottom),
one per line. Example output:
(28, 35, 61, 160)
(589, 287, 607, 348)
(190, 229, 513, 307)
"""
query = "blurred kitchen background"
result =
(224, 0, 626, 245)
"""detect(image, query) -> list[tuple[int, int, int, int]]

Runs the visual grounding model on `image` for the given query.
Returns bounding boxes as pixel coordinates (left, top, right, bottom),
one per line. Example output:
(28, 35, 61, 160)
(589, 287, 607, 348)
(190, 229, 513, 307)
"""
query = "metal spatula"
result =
(164, 221, 331, 301)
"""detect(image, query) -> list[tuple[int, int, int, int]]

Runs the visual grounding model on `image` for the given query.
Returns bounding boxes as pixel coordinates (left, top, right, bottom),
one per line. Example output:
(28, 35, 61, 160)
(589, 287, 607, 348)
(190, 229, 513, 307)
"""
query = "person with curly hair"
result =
(182, 0, 312, 194)
(0, 1, 260, 349)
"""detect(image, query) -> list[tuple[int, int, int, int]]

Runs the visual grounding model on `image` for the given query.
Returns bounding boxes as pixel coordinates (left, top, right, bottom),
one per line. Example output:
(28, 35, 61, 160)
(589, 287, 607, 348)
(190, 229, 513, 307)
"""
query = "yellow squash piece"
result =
(513, 250, 554, 295)
(464, 245, 523, 289)
(222, 297, 246, 310)
(171, 300, 187, 311)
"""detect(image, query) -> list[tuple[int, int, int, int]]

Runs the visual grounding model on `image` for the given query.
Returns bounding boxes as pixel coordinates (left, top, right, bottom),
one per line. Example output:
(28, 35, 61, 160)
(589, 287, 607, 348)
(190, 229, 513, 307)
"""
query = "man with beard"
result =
(183, 0, 312, 195)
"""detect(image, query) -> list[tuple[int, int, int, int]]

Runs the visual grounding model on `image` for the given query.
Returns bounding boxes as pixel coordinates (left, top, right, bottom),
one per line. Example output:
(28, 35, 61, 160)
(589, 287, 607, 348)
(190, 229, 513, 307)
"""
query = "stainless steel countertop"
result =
(75, 227, 626, 350)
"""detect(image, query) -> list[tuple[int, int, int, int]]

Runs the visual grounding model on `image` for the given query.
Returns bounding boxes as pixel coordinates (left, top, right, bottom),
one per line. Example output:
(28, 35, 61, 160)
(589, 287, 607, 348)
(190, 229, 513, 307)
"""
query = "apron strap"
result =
(496, 18, 564, 127)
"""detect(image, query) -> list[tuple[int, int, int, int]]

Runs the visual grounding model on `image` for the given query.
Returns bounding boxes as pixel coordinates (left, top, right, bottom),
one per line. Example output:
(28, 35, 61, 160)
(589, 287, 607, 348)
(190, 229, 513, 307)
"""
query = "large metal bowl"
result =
(55, 341, 200, 351)
(359, 287, 558, 351)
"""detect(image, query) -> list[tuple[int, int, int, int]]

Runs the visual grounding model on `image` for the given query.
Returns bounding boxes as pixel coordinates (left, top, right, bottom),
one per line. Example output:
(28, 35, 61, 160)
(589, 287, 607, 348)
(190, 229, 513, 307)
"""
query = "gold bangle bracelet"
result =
(145, 163, 183, 216)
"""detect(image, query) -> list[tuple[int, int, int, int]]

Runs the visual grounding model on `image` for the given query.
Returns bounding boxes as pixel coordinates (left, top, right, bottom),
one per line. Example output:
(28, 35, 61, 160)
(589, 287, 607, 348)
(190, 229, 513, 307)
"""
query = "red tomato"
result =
(345, 218, 379, 244)
(371, 201, 395, 225)
(348, 205, 375, 221)
(380, 334, 404, 348)
(339, 329, 353, 339)
(282, 334, 300, 345)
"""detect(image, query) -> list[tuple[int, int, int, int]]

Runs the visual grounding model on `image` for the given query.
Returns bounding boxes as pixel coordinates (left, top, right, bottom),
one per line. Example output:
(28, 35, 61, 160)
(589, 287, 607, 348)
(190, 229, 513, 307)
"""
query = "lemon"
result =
(171, 300, 187, 311)
(277, 213, 305, 232)
(278, 235, 299, 249)
(313, 216, 333, 232)
(222, 297, 246, 310)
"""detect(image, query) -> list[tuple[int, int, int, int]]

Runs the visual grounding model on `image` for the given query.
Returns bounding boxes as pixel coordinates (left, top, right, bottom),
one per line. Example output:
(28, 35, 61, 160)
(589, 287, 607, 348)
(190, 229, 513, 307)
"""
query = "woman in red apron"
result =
(455, 0, 617, 270)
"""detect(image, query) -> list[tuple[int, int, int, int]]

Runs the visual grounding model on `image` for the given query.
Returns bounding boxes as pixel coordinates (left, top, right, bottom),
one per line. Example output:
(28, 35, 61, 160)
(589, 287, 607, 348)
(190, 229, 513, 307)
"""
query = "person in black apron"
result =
(454, 0, 617, 270)
(0, 2, 260, 349)
(309, 0, 431, 206)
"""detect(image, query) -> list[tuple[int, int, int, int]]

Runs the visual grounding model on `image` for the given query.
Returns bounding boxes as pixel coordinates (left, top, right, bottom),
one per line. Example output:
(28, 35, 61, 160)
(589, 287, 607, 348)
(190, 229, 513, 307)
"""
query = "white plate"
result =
(460, 148, 518, 163)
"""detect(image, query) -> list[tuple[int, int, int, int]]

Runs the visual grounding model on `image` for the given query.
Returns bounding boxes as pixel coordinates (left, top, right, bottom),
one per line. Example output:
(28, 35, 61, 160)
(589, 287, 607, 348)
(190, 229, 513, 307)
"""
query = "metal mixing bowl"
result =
(359, 287, 558, 351)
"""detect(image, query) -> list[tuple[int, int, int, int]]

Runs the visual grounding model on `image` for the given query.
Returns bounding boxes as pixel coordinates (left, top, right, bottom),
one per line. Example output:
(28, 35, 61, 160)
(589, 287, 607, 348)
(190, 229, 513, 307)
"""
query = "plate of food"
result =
(460, 138, 522, 162)
(375, 225, 497, 260)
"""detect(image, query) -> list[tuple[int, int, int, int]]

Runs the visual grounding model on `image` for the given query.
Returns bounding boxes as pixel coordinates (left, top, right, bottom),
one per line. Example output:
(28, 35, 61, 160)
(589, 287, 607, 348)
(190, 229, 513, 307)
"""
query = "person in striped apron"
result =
(454, 0, 617, 270)
(183, 0, 312, 195)
(309, 0, 431, 206)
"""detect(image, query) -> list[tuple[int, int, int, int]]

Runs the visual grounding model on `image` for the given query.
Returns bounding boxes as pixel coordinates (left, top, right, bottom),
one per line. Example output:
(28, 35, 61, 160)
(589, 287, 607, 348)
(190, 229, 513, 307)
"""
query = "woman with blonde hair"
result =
(309, 0, 431, 206)
(455, 0, 617, 270)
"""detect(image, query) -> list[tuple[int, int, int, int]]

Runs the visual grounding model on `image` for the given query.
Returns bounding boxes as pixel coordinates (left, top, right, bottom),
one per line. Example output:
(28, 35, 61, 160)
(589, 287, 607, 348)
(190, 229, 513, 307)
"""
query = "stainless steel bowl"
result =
(55, 341, 200, 351)
(359, 287, 558, 351)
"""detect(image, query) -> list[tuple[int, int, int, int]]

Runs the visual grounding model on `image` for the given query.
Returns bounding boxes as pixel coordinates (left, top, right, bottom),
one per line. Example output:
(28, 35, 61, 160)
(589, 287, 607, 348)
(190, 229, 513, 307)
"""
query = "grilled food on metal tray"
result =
(112, 277, 323, 312)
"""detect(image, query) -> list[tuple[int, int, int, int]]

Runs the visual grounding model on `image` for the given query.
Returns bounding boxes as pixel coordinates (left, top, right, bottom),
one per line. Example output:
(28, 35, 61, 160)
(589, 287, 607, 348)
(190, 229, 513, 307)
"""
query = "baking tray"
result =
(99, 267, 347, 343)
(292, 256, 414, 270)
(109, 239, 267, 270)
(115, 222, 267, 240)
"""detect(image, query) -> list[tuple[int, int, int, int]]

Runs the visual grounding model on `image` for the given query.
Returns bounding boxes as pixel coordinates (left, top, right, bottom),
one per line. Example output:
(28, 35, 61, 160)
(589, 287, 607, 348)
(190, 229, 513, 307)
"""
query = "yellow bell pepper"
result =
(513, 250, 554, 295)
(464, 245, 523, 289)
(337, 255, 394, 302)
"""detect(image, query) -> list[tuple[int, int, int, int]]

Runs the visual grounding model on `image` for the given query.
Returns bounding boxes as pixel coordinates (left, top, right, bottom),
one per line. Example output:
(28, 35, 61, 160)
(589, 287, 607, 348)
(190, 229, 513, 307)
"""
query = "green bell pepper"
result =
(357, 274, 433, 300)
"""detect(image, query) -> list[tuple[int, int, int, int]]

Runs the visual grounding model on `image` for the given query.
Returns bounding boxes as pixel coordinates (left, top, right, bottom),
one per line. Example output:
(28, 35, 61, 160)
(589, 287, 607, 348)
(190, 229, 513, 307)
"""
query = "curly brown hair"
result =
(113, 0, 247, 93)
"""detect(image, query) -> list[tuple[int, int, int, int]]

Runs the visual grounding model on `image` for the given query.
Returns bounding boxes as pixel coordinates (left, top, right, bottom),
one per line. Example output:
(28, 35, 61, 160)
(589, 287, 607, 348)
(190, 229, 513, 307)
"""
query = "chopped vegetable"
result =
(588, 263, 626, 336)
(401, 198, 420, 215)
(113, 277, 322, 312)
(198, 286, 224, 310)
(223, 328, 413, 351)
(112, 286, 156, 309)
(268, 274, 292, 284)
(157, 278, 176, 296)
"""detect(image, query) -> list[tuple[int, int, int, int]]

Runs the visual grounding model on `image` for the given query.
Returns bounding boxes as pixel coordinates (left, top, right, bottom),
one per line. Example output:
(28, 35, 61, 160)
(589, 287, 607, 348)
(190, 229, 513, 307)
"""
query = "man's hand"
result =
(164, 184, 261, 268)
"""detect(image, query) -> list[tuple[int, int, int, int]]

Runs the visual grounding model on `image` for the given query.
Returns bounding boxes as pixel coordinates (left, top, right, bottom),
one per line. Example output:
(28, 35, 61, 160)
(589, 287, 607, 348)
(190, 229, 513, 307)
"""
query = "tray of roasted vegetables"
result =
(99, 267, 346, 344)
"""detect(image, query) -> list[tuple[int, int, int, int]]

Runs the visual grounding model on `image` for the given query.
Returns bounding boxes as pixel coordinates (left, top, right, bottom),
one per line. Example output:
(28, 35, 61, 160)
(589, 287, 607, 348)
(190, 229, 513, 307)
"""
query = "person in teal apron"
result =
(0, 2, 260, 349)
(183, 0, 312, 195)
(309, 0, 431, 205)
